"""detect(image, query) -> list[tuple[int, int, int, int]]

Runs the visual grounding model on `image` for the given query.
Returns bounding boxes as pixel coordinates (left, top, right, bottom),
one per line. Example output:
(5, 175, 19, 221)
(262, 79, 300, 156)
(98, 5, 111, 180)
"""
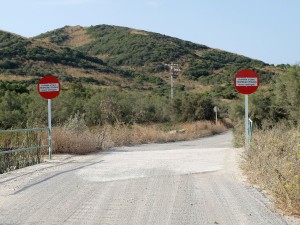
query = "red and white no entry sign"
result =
(234, 69, 260, 151)
(234, 69, 260, 95)
(38, 75, 61, 99)
(37, 75, 61, 160)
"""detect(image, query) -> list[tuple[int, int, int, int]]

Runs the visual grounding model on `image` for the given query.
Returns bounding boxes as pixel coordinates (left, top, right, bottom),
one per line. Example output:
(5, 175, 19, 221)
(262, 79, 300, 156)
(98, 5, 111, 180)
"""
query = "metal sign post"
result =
(48, 99, 52, 160)
(213, 106, 219, 124)
(38, 76, 61, 160)
(245, 95, 249, 149)
(234, 69, 260, 151)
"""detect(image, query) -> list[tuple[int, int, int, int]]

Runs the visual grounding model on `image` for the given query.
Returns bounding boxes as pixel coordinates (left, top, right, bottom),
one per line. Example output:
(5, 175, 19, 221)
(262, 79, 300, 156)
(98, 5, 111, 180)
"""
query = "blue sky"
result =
(1, 0, 299, 65)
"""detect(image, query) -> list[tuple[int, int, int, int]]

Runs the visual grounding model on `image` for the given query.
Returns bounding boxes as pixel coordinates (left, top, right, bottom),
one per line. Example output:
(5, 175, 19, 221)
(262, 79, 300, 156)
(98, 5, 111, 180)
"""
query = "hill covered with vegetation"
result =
(0, 24, 284, 94)
(35, 25, 278, 82)
(0, 30, 132, 87)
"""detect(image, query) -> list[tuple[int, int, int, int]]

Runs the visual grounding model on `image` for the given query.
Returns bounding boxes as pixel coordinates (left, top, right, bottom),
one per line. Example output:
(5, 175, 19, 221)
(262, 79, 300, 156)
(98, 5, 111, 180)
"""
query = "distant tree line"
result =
(0, 82, 217, 129)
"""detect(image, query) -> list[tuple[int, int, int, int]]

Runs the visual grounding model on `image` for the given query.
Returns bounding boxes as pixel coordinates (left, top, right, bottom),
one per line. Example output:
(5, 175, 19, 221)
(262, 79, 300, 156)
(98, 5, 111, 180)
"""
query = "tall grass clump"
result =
(242, 124, 300, 215)
(52, 114, 107, 154)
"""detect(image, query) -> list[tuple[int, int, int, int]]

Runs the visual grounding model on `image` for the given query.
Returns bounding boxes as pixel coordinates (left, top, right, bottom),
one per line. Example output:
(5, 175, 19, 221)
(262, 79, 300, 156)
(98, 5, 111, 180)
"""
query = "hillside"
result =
(0, 25, 284, 96)
(35, 25, 278, 84)
(0, 30, 132, 87)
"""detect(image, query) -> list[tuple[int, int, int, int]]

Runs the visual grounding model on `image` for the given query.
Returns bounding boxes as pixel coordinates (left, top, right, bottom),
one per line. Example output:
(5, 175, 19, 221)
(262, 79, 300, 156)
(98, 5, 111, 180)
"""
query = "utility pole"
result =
(165, 63, 180, 101)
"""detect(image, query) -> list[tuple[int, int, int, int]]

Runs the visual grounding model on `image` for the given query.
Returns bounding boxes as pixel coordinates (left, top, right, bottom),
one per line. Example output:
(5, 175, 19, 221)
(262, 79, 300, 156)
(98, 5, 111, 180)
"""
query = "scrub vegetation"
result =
(244, 125, 300, 215)
(231, 66, 300, 215)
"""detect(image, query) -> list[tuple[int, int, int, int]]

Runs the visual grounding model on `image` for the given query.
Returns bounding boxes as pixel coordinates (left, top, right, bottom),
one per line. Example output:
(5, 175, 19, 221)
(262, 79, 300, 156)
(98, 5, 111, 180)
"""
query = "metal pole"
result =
(245, 95, 249, 150)
(48, 99, 52, 160)
(215, 111, 218, 124)
(171, 72, 174, 100)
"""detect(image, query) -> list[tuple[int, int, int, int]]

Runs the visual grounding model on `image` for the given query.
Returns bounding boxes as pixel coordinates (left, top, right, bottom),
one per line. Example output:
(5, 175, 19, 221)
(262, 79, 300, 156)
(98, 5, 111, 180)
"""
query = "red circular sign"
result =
(234, 69, 260, 95)
(38, 76, 61, 99)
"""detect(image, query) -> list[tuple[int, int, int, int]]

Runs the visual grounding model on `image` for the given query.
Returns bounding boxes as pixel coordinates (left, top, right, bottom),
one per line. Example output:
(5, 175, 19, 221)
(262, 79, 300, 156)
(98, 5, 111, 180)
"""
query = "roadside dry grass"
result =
(241, 124, 300, 216)
(106, 121, 227, 147)
(52, 121, 227, 154)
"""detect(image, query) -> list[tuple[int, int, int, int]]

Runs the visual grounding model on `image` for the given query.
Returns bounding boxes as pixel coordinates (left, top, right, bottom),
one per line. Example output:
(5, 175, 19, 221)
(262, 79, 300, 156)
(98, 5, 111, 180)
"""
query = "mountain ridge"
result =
(34, 24, 274, 81)
(0, 25, 282, 95)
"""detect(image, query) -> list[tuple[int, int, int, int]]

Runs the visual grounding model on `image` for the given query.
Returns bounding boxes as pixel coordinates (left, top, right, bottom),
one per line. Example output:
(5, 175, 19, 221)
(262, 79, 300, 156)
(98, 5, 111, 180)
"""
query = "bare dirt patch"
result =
(64, 26, 92, 47)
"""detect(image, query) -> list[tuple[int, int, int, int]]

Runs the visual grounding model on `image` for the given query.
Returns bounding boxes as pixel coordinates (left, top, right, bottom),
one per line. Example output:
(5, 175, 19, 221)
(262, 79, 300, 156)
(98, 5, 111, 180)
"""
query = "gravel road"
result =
(0, 132, 297, 225)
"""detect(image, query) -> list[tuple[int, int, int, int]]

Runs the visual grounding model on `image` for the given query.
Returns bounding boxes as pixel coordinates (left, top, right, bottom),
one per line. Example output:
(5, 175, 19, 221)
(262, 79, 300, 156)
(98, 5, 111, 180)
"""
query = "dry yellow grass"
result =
(130, 30, 149, 36)
(242, 125, 300, 215)
(52, 121, 227, 155)
(0, 74, 38, 81)
(52, 127, 99, 154)
(64, 67, 103, 79)
(64, 26, 92, 47)
(63, 67, 133, 87)
(32, 26, 92, 48)
(195, 48, 219, 57)
(29, 39, 62, 51)
(96, 54, 111, 60)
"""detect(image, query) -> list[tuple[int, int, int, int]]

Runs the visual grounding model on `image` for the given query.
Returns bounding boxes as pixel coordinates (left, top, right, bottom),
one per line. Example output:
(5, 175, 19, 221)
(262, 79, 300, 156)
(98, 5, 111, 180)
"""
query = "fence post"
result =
(248, 118, 253, 142)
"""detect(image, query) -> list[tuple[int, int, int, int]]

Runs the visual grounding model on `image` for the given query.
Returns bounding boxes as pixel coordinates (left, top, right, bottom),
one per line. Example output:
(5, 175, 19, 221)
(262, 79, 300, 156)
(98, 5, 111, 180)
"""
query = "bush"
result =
(52, 114, 103, 154)
(274, 66, 300, 123)
(243, 124, 300, 215)
(171, 94, 214, 122)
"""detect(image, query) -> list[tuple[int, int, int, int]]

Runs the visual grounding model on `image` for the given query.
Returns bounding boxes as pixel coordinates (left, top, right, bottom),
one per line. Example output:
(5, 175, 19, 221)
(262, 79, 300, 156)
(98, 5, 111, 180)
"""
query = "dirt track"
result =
(0, 132, 297, 225)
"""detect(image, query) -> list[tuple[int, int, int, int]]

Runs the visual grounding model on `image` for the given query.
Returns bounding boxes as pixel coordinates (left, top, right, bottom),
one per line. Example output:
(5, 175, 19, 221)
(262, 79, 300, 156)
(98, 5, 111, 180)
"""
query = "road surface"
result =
(0, 132, 295, 225)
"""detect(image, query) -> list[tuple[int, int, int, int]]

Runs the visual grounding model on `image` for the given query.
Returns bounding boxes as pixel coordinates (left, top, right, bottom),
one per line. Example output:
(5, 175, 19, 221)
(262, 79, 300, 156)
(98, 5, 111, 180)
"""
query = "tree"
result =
(274, 66, 300, 123)
(0, 91, 24, 128)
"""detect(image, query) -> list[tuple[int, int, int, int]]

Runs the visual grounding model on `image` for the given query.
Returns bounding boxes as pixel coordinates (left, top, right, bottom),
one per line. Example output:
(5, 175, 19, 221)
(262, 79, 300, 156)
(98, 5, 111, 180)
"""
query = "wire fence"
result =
(0, 128, 49, 174)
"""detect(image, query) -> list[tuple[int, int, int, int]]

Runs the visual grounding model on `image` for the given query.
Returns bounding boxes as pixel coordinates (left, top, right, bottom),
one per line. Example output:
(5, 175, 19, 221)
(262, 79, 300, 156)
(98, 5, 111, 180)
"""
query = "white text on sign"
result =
(39, 83, 59, 92)
(236, 78, 257, 86)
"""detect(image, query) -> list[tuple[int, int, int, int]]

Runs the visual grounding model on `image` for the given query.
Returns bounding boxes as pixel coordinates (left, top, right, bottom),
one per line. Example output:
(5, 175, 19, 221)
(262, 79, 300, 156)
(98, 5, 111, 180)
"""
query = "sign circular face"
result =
(38, 75, 61, 99)
(213, 106, 219, 113)
(234, 69, 260, 95)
